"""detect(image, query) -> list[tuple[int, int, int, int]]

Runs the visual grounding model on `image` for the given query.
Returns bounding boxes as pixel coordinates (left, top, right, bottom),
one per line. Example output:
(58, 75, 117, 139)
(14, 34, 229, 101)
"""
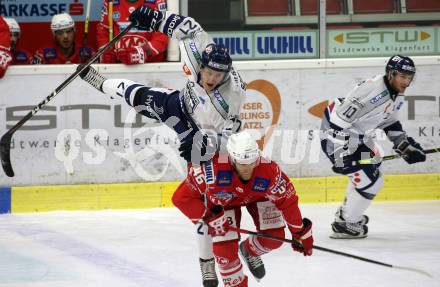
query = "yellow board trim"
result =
(11, 174, 440, 213)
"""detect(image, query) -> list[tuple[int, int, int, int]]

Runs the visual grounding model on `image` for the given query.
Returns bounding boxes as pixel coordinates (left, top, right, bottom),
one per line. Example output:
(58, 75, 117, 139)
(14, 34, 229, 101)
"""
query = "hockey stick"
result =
(108, 0, 114, 41)
(80, 0, 92, 63)
(353, 147, 440, 166)
(229, 226, 432, 278)
(0, 23, 134, 177)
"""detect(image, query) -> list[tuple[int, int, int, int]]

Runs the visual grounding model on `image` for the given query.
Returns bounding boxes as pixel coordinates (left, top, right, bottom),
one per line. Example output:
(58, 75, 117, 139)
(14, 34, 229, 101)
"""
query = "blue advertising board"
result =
(211, 30, 318, 60)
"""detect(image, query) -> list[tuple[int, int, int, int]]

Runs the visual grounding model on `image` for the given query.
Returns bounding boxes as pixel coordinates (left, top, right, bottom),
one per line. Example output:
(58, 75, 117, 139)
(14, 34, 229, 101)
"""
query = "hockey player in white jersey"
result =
(320, 55, 426, 239)
(78, 6, 246, 287)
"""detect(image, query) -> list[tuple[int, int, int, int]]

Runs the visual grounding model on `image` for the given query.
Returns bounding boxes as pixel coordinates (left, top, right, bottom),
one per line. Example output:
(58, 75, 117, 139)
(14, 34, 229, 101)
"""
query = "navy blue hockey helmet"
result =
(385, 55, 416, 75)
(201, 43, 232, 73)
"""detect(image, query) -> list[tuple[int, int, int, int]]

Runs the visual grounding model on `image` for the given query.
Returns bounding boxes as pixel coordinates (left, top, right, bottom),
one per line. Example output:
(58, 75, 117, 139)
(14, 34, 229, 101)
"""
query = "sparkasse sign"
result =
(0, 0, 102, 22)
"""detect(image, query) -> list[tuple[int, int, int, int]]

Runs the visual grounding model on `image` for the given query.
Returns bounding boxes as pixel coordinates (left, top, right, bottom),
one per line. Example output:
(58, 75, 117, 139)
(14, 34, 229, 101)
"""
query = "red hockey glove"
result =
(205, 205, 230, 237)
(100, 48, 117, 64)
(116, 46, 146, 65)
(292, 218, 313, 256)
(0, 50, 12, 78)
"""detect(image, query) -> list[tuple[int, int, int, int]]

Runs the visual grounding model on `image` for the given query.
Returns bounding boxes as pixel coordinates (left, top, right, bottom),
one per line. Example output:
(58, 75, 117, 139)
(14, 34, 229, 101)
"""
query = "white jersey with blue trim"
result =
(158, 12, 246, 148)
(321, 74, 407, 155)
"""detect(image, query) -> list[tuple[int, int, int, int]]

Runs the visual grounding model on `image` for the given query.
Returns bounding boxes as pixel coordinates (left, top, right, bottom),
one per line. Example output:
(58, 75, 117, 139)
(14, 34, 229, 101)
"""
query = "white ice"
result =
(0, 201, 439, 287)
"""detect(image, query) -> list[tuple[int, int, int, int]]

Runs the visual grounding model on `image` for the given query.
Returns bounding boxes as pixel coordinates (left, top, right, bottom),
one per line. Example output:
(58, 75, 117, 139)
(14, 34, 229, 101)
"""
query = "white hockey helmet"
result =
(51, 13, 75, 33)
(4, 18, 20, 35)
(226, 131, 260, 164)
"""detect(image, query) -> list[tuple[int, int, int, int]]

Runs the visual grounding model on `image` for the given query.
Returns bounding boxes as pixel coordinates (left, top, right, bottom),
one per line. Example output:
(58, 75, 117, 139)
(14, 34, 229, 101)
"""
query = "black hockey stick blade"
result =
(229, 226, 432, 278)
(0, 23, 134, 177)
(353, 147, 440, 166)
(0, 133, 14, 177)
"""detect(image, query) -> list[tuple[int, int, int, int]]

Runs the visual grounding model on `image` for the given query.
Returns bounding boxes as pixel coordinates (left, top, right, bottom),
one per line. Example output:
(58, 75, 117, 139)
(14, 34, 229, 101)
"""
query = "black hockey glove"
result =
(178, 133, 217, 164)
(394, 137, 426, 164)
(129, 5, 164, 31)
(178, 137, 193, 162)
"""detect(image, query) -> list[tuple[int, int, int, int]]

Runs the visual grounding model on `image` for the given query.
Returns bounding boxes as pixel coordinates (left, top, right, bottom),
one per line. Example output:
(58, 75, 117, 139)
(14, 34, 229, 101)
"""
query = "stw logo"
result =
(69, 0, 84, 16)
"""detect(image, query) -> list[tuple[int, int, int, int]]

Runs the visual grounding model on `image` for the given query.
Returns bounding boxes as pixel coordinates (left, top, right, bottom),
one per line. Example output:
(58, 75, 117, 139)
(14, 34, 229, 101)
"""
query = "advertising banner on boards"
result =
(0, 60, 439, 186)
(211, 30, 318, 60)
(0, 0, 102, 22)
(328, 27, 437, 57)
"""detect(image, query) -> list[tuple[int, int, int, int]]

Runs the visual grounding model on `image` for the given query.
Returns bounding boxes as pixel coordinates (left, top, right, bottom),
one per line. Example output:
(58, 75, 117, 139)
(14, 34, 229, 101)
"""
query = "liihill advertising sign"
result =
(210, 30, 318, 60)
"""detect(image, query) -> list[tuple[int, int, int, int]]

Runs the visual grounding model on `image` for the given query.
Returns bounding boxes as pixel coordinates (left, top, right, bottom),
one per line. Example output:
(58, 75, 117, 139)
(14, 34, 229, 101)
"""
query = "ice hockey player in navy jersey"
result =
(320, 55, 426, 239)
(79, 5, 247, 287)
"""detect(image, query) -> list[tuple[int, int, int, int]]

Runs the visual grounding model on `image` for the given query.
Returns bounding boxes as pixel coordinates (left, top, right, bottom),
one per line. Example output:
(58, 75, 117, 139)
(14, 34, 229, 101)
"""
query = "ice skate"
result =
(239, 241, 265, 281)
(335, 206, 369, 225)
(199, 258, 219, 287)
(330, 207, 368, 239)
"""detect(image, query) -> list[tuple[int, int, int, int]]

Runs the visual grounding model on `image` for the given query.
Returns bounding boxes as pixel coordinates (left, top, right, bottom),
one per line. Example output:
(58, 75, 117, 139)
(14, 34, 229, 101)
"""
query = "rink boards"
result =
(1, 57, 440, 213)
(1, 56, 440, 186)
(1, 173, 439, 213)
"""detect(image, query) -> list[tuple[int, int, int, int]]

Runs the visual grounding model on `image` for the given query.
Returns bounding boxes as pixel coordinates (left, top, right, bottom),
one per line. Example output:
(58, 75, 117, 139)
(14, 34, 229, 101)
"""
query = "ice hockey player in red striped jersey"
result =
(3, 18, 31, 65)
(32, 13, 93, 64)
(0, 16, 12, 78)
(173, 131, 314, 286)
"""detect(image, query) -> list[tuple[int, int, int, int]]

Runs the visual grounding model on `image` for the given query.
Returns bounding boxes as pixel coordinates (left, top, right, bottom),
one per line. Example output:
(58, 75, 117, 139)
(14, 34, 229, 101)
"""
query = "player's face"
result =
(200, 67, 226, 92)
(234, 161, 257, 181)
(54, 28, 75, 50)
(389, 71, 414, 93)
(9, 32, 19, 49)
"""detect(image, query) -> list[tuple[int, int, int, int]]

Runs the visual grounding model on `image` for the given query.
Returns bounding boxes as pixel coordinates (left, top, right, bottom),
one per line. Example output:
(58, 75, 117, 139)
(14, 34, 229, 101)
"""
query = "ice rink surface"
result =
(0, 201, 439, 287)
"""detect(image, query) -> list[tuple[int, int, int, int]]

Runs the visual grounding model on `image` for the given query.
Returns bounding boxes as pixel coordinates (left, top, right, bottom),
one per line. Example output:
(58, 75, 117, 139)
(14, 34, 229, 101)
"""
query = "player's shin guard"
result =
(240, 230, 284, 282)
(197, 223, 218, 287)
(197, 223, 215, 259)
(213, 242, 248, 287)
(331, 170, 384, 239)
(343, 171, 384, 223)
